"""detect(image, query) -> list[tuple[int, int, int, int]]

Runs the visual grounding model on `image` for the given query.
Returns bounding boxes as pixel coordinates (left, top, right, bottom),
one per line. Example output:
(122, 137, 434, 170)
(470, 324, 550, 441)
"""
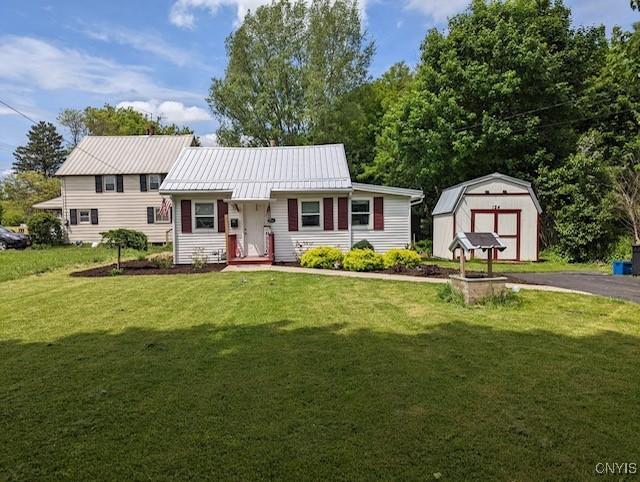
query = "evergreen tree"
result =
(13, 121, 67, 177)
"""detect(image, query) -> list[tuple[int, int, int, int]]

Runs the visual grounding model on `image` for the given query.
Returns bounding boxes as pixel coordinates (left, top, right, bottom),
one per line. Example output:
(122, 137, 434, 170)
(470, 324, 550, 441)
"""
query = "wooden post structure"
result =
(459, 247, 466, 278)
(224, 214, 229, 262)
(487, 248, 493, 277)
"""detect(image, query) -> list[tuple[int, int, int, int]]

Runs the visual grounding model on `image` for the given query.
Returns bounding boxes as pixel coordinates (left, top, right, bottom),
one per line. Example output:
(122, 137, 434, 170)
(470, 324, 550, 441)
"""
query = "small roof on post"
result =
(449, 232, 507, 254)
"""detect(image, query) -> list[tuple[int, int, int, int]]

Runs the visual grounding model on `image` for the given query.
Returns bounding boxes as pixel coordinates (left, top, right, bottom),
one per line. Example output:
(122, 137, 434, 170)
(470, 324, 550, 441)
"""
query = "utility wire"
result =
(0, 98, 125, 174)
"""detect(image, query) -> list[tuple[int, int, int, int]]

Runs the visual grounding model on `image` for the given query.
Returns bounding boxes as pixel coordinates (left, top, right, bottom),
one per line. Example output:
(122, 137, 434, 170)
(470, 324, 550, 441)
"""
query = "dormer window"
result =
(104, 175, 116, 192)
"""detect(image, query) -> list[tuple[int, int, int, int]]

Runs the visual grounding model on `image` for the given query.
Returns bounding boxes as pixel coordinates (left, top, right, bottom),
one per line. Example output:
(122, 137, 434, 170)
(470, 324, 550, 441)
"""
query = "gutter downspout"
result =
(348, 191, 353, 249)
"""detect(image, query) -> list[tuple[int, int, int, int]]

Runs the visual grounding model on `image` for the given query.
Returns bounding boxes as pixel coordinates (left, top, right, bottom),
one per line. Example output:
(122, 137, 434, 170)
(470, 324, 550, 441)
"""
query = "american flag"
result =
(158, 197, 172, 220)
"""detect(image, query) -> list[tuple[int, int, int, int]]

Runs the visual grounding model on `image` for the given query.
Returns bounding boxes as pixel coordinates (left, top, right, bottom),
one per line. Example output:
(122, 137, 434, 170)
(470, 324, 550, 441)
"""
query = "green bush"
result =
(342, 249, 384, 272)
(608, 235, 633, 262)
(383, 249, 423, 271)
(101, 229, 148, 269)
(27, 212, 63, 245)
(2, 211, 25, 227)
(148, 252, 174, 269)
(300, 246, 344, 269)
(413, 239, 431, 256)
(352, 239, 374, 251)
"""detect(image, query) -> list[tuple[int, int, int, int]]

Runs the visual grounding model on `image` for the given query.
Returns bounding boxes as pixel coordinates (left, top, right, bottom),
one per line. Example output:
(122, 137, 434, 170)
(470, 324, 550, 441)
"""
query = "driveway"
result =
(511, 272, 640, 303)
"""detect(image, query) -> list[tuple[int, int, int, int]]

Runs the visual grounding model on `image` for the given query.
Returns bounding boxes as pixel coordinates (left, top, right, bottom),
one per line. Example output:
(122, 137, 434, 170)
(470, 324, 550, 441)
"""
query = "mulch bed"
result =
(70, 259, 226, 277)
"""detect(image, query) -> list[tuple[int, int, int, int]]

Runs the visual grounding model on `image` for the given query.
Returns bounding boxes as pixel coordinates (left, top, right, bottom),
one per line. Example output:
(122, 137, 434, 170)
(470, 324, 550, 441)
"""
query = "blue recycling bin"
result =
(612, 260, 632, 276)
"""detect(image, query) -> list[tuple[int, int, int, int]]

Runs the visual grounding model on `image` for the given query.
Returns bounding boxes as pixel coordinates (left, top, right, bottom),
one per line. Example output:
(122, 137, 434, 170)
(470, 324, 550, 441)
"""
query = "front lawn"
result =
(1, 271, 638, 480)
(0, 245, 168, 283)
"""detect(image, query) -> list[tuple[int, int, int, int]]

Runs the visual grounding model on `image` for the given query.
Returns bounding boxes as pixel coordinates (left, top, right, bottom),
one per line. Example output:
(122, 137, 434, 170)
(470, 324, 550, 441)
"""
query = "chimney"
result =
(270, 139, 277, 147)
(147, 124, 156, 136)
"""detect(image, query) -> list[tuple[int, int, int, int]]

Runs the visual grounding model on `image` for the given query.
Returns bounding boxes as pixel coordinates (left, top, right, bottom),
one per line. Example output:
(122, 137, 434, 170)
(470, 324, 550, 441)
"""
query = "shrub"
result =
(383, 249, 423, 271)
(27, 212, 63, 245)
(352, 239, 374, 251)
(299, 246, 344, 269)
(608, 235, 633, 262)
(192, 247, 208, 270)
(342, 249, 384, 272)
(148, 252, 174, 269)
(101, 229, 148, 269)
(413, 239, 431, 256)
(109, 268, 124, 276)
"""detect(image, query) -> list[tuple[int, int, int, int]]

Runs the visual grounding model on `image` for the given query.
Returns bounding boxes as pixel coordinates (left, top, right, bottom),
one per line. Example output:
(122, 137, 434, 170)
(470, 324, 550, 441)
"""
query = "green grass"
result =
(427, 256, 609, 274)
(0, 245, 168, 283)
(1, 269, 638, 480)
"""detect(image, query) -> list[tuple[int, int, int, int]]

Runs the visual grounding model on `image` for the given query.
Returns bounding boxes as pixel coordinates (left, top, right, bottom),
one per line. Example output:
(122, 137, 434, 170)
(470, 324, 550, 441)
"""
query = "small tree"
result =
(613, 164, 640, 245)
(100, 229, 148, 269)
(27, 212, 63, 245)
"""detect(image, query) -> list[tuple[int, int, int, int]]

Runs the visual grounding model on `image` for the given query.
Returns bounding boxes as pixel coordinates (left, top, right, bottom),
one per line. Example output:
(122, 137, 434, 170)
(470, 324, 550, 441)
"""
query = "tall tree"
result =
(370, 0, 607, 234)
(13, 121, 67, 176)
(83, 104, 194, 136)
(207, 0, 374, 147)
(57, 108, 87, 147)
(0, 170, 61, 223)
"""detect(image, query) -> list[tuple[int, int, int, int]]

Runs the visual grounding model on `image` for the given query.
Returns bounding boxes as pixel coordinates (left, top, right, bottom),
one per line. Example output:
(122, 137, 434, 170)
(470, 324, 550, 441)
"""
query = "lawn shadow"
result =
(2, 321, 639, 481)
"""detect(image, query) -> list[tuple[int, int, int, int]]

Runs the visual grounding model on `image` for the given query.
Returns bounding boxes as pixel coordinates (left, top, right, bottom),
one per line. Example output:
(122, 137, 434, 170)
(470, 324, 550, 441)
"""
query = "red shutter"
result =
(181, 200, 192, 233)
(323, 198, 334, 231)
(337, 197, 348, 230)
(374, 197, 384, 230)
(217, 200, 228, 233)
(287, 199, 298, 231)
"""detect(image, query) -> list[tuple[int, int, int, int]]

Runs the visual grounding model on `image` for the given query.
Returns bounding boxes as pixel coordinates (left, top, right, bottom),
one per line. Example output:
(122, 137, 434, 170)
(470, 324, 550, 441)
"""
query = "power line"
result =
(0, 98, 124, 174)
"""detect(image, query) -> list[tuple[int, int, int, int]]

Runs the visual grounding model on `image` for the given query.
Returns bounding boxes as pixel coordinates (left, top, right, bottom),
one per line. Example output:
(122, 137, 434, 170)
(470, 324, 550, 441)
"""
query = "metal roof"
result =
(432, 172, 542, 215)
(56, 135, 194, 176)
(32, 196, 63, 210)
(352, 182, 424, 202)
(161, 144, 353, 200)
(449, 232, 507, 253)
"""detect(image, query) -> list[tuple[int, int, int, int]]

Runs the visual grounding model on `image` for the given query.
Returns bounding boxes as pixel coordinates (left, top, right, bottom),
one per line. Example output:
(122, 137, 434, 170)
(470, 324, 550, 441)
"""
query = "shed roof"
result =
(160, 144, 352, 200)
(449, 232, 507, 253)
(432, 172, 542, 215)
(32, 196, 63, 210)
(56, 135, 194, 176)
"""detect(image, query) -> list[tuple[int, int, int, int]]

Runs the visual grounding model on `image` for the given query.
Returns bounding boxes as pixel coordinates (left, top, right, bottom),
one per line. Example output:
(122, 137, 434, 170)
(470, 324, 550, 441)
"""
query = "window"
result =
(301, 201, 320, 227)
(149, 174, 161, 191)
(104, 175, 116, 192)
(194, 203, 215, 229)
(351, 200, 370, 227)
(79, 210, 90, 224)
(154, 207, 171, 224)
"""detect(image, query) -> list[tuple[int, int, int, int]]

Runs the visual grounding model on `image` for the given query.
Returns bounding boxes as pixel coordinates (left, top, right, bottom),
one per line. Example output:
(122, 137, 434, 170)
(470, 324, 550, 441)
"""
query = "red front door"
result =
(471, 209, 521, 261)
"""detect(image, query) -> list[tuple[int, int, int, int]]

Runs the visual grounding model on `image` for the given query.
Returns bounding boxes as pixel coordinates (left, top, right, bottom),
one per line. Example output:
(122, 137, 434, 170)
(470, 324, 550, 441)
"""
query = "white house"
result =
(160, 144, 424, 265)
(43, 135, 195, 243)
(432, 173, 542, 261)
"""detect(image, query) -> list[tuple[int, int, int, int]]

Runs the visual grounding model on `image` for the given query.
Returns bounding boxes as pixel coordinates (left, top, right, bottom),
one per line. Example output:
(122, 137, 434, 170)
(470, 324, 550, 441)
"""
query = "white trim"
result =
(193, 201, 217, 232)
(351, 197, 372, 231)
(299, 199, 323, 231)
(154, 207, 171, 224)
(352, 182, 424, 202)
(78, 209, 91, 224)
(104, 175, 116, 192)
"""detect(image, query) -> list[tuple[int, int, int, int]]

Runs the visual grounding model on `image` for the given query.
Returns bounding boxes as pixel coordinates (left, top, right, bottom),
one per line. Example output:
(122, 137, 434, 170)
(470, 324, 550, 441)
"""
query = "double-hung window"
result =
(351, 200, 370, 227)
(154, 207, 171, 224)
(79, 210, 90, 224)
(301, 201, 321, 228)
(104, 175, 116, 192)
(194, 203, 215, 229)
(149, 174, 161, 191)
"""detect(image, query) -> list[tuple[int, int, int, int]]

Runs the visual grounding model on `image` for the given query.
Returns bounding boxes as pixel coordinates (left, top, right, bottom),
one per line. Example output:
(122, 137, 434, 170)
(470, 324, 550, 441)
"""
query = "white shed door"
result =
(472, 212, 495, 259)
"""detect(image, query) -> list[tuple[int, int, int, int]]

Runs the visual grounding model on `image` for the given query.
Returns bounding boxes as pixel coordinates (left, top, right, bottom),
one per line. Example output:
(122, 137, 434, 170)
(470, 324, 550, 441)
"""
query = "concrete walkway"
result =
(222, 264, 591, 296)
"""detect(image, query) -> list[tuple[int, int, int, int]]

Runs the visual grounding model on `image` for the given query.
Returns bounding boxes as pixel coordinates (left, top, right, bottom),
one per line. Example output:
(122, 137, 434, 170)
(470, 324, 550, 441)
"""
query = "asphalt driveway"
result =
(512, 272, 640, 303)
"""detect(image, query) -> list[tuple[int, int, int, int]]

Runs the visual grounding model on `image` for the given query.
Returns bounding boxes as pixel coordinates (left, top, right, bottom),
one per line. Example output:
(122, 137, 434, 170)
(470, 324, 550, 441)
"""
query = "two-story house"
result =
(46, 135, 195, 244)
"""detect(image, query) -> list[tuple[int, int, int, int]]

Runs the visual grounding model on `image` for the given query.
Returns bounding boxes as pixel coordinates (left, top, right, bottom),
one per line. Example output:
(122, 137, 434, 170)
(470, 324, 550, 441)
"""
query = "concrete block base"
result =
(450, 275, 508, 304)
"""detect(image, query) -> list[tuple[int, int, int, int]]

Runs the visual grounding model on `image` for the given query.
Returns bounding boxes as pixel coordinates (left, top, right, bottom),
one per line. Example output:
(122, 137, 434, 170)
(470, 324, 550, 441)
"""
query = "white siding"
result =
(350, 190, 412, 252)
(270, 193, 351, 262)
(173, 194, 228, 264)
(432, 215, 453, 259)
(62, 175, 174, 244)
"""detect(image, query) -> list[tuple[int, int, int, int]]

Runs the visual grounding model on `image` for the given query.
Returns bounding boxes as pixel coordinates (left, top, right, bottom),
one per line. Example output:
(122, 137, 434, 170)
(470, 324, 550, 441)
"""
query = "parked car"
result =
(0, 226, 32, 250)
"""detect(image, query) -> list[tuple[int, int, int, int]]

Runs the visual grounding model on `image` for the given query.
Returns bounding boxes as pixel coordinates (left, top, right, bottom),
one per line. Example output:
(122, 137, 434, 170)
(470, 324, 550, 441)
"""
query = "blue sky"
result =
(0, 0, 635, 173)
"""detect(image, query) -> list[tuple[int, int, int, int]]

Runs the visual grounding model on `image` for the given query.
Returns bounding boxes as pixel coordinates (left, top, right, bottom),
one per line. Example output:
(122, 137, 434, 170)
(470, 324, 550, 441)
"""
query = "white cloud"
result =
(0, 35, 199, 101)
(404, 0, 471, 22)
(199, 132, 219, 146)
(82, 25, 202, 67)
(116, 100, 212, 124)
(169, 0, 372, 28)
